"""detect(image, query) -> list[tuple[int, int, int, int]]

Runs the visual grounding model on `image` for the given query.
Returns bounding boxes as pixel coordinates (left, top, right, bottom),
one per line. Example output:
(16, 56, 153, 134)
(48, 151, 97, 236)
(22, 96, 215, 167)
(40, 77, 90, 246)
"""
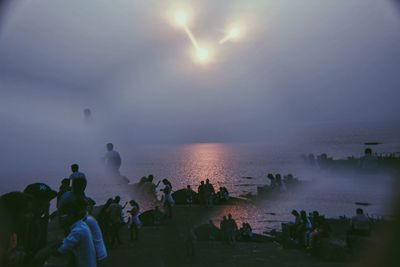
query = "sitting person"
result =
(350, 208, 371, 235)
(346, 208, 371, 249)
(240, 223, 253, 241)
(311, 217, 331, 251)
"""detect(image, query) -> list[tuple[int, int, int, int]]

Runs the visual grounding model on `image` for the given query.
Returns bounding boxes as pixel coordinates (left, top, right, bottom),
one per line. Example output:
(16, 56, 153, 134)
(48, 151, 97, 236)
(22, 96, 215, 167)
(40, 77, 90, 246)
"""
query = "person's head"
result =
(61, 197, 87, 228)
(83, 108, 91, 117)
(114, 196, 121, 204)
(275, 174, 281, 180)
(222, 216, 227, 221)
(86, 198, 96, 214)
(71, 164, 79, 173)
(356, 208, 364, 215)
(206, 179, 210, 184)
(106, 143, 114, 151)
(291, 210, 299, 217)
(129, 200, 137, 206)
(200, 181, 204, 185)
(267, 173, 274, 179)
(71, 177, 87, 195)
(365, 148, 372, 155)
(187, 185, 191, 189)
(228, 213, 232, 219)
(61, 178, 70, 187)
(312, 211, 319, 217)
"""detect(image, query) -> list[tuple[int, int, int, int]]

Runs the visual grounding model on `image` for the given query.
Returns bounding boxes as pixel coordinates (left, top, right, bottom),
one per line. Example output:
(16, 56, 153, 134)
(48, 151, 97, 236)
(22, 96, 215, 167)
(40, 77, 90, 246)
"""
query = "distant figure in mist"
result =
(104, 143, 122, 176)
(83, 108, 92, 123)
(360, 147, 378, 170)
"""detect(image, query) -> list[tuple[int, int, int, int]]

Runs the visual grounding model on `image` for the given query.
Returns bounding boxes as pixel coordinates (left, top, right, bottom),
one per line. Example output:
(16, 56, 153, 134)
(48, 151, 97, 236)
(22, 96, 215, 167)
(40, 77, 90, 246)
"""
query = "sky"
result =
(0, 0, 400, 146)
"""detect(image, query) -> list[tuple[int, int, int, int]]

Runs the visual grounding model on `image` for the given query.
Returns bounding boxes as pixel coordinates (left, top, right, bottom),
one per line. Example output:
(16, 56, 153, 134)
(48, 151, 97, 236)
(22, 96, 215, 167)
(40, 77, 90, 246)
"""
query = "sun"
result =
(173, 10, 189, 27)
(196, 48, 210, 63)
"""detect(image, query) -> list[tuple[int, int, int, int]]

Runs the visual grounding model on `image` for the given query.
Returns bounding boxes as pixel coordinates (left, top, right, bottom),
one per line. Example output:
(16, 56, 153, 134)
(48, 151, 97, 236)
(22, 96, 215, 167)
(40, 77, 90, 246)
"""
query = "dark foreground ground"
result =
(48, 203, 354, 267)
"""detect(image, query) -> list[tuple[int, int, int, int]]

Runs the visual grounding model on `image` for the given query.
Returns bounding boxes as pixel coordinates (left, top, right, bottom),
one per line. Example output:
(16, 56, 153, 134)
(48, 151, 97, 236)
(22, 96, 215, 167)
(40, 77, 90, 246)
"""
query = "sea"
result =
(1, 121, 399, 233)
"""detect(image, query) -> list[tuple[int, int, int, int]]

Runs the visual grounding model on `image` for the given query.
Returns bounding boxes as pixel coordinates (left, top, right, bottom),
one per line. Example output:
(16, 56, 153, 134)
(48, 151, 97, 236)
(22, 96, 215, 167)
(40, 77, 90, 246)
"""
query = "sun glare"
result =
(174, 10, 189, 27)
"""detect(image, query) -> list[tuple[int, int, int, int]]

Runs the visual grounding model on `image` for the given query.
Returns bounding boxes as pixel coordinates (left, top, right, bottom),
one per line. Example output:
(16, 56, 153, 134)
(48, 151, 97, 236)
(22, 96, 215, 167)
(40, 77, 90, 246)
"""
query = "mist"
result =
(1, 0, 400, 192)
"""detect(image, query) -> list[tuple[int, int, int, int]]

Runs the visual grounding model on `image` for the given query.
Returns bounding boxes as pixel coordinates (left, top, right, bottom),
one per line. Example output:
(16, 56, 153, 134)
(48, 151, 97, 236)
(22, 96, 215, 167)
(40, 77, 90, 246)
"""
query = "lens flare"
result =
(219, 25, 243, 44)
(174, 10, 189, 27)
(228, 27, 241, 40)
(196, 48, 210, 63)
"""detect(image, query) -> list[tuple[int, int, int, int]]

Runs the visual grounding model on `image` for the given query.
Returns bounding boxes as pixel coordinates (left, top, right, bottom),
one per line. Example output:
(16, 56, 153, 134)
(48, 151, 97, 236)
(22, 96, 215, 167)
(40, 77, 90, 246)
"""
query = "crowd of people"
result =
(196, 180, 230, 207)
(219, 214, 253, 244)
(266, 173, 298, 192)
(285, 207, 372, 252)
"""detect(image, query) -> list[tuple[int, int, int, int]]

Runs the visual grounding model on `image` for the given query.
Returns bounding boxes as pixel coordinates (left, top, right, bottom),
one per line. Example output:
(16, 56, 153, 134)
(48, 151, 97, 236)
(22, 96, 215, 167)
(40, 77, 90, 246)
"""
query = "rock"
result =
(171, 189, 198, 205)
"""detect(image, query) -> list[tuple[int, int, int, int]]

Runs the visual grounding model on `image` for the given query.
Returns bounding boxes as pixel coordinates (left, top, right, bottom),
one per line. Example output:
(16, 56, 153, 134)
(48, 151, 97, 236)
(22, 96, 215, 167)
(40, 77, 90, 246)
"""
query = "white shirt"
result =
(85, 215, 108, 261)
(58, 220, 97, 267)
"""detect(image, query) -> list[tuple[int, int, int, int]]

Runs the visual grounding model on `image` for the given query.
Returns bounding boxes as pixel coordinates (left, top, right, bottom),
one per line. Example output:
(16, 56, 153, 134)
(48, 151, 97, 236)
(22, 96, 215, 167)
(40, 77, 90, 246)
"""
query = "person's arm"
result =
(122, 202, 128, 209)
(58, 229, 80, 254)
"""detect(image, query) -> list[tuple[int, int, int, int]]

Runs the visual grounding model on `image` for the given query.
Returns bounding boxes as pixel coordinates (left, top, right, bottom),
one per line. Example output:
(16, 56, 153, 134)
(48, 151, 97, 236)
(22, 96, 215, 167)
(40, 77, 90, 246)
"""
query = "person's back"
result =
(351, 209, 370, 234)
(104, 143, 122, 172)
(108, 202, 122, 224)
(58, 219, 96, 267)
(85, 215, 108, 261)
(69, 164, 86, 181)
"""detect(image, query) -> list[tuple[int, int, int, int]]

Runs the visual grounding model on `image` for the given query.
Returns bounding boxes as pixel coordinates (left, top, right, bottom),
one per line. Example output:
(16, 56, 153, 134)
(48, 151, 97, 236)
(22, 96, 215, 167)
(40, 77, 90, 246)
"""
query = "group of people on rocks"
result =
(218, 214, 252, 244)
(267, 173, 297, 192)
(288, 209, 331, 250)
(287, 207, 372, 252)
(196, 180, 230, 207)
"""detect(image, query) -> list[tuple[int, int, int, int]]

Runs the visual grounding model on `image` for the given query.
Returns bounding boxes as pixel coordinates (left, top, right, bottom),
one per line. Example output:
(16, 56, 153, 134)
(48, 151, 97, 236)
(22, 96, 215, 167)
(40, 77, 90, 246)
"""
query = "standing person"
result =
(127, 200, 141, 241)
(104, 143, 122, 176)
(197, 181, 205, 205)
(220, 216, 228, 243)
(56, 178, 71, 209)
(204, 179, 215, 208)
(299, 210, 312, 248)
(23, 183, 57, 260)
(267, 173, 276, 188)
(107, 196, 124, 248)
(59, 177, 88, 212)
(185, 185, 193, 207)
(96, 198, 114, 247)
(55, 197, 97, 267)
(69, 164, 86, 181)
(161, 179, 174, 218)
(227, 214, 238, 245)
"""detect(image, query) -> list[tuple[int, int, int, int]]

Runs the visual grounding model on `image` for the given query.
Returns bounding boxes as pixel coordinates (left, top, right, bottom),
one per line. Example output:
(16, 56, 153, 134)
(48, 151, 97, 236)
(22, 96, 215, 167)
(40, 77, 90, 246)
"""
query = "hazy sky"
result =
(0, 0, 400, 144)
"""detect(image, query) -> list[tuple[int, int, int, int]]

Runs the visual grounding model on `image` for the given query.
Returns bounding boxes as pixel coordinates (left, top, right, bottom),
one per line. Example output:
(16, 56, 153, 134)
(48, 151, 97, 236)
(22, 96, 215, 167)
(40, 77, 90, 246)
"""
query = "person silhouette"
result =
(104, 143, 122, 176)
